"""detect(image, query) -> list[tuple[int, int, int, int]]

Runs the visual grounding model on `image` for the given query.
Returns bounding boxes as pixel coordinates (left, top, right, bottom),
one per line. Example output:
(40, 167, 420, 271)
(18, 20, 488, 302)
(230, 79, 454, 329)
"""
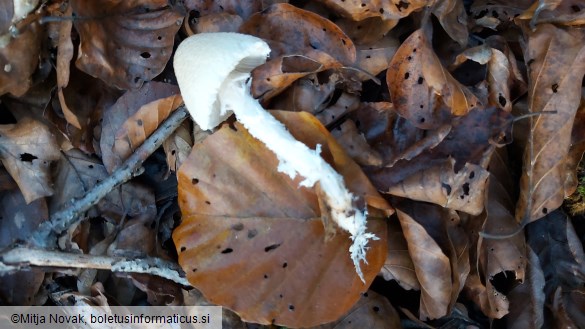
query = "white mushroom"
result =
(173, 32, 376, 281)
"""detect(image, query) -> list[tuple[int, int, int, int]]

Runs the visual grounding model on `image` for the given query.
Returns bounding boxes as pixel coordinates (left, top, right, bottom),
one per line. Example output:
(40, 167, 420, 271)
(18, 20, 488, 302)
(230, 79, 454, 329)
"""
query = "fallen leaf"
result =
(515, 24, 585, 223)
(173, 111, 390, 327)
(380, 218, 420, 291)
(100, 82, 180, 173)
(387, 29, 481, 129)
(0, 118, 60, 203)
(0, 21, 40, 97)
(162, 120, 193, 174)
(432, 0, 468, 46)
(316, 0, 428, 21)
(331, 120, 383, 167)
(240, 3, 356, 64)
(71, 0, 183, 89)
(184, 0, 262, 20)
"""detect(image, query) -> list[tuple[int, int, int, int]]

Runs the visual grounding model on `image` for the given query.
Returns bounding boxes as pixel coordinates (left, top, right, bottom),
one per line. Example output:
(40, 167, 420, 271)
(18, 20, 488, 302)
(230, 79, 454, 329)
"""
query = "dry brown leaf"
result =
(0, 118, 60, 203)
(190, 12, 243, 33)
(381, 218, 420, 291)
(184, 0, 262, 20)
(516, 24, 585, 223)
(335, 17, 398, 45)
(113, 93, 183, 162)
(331, 120, 383, 167)
(0, 21, 40, 97)
(251, 50, 342, 101)
(316, 0, 428, 21)
(314, 290, 402, 328)
(432, 0, 468, 46)
(315, 92, 360, 126)
(354, 36, 400, 77)
(100, 82, 180, 173)
(386, 158, 489, 215)
(239, 3, 356, 64)
(71, 0, 183, 90)
(387, 29, 481, 129)
(518, 0, 585, 26)
(173, 111, 390, 327)
(162, 120, 193, 175)
(269, 74, 338, 113)
(56, 3, 78, 129)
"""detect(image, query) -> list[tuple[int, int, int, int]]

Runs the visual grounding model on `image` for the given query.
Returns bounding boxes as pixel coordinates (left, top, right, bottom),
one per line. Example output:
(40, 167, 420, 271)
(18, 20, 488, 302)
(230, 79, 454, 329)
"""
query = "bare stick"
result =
(0, 246, 190, 287)
(30, 106, 189, 248)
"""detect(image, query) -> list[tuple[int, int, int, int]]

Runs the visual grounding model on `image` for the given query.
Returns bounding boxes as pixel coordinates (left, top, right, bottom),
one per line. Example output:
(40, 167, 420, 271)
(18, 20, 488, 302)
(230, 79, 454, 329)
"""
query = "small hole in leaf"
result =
(192, 178, 199, 185)
(279, 294, 283, 298)
(265, 243, 281, 252)
(571, 5, 580, 12)
(231, 223, 244, 231)
(341, 39, 346, 45)
(180, 246, 186, 252)
(221, 248, 233, 254)
(420, 104, 424, 108)
(134, 77, 141, 84)
(264, 274, 268, 279)
(157, 36, 162, 40)
(322, 28, 326, 32)
(373, 306, 380, 312)
(171, 150, 176, 155)
(282, 262, 288, 268)
(137, 119, 143, 126)
(407, 56, 412, 61)
(248, 229, 258, 239)
(88, 165, 94, 169)
(442, 183, 452, 195)
(404, 72, 410, 79)
(365, 55, 371, 59)
(462, 182, 470, 195)
(490, 247, 494, 252)
(413, 48, 417, 52)
(469, 171, 475, 179)
(379, 8, 384, 14)
(289, 305, 295, 311)
(419, 117, 425, 123)
(361, 3, 366, 7)
(551, 84, 559, 93)
(542, 207, 548, 214)
(363, 292, 369, 297)
(20, 153, 38, 162)
(192, 268, 197, 272)
(498, 94, 507, 107)
(417, 76, 424, 84)
(140, 52, 151, 59)
(266, 77, 271, 81)
(205, 201, 211, 205)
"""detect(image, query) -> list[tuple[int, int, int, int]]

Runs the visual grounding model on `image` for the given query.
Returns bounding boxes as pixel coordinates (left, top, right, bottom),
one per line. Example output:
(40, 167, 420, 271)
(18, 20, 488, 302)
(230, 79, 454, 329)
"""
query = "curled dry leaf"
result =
(190, 12, 243, 33)
(518, 0, 585, 26)
(0, 118, 60, 203)
(394, 203, 453, 320)
(162, 120, 193, 174)
(432, 0, 468, 46)
(100, 82, 180, 173)
(239, 3, 356, 64)
(269, 74, 337, 113)
(184, 0, 262, 20)
(387, 29, 481, 129)
(173, 111, 390, 327)
(381, 218, 420, 291)
(386, 158, 489, 215)
(113, 93, 183, 162)
(71, 0, 183, 90)
(251, 49, 342, 101)
(516, 24, 585, 223)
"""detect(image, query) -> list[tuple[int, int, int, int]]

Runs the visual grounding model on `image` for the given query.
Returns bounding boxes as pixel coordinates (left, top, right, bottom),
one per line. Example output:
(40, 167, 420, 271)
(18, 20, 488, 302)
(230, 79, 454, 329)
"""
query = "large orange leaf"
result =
(71, 0, 183, 90)
(515, 24, 585, 223)
(173, 111, 390, 327)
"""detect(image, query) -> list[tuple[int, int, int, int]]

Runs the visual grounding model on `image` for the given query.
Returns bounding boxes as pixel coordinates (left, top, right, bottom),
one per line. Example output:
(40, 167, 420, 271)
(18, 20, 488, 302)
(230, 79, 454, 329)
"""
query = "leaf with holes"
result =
(315, 0, 428, 22)
(386, 28, 481, 129)
(239, 3, 356, 64)
(0, 118, 60, 203)
(515, 24, 585, 223)
(173, 110, 390, 327)
(71, 0, 183, 90)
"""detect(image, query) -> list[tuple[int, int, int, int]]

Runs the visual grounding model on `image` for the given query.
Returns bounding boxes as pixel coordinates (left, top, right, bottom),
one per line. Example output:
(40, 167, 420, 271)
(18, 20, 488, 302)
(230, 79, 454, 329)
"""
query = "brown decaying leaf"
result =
(190, 12, 243, 33)
(162, 120, 193, 175)
(394, 203, 452, 320)
(251, 49, 342, 101)
(184, 0, 262, 20)
(315, 92, 360, 127)
(0, 188, 46, 304)
(316, 0, 428, 21)
(354, 36, 399, 77)
(173, 111, 390, 327)
(518, 0, 585, 26)
(100, 82, 180, 173)
(387, 29, 481, 129)
(269, 74, 337, 113)
(516, 24, 585, 223)
(71, 0, 183, 90)
(239, 3, 356, 64)
(314, 290, 402, 328)
(335, 17, 398, 46)
(331, 120, 383, 167)
(56, 3, 79, 129)
(432, 0, 468, 46)
(113, 93, 183, 162)
(380, 218, 420, 291)
(387, 158, 489, 215)
(505, 246, 545, 329)
(0, 118, 60, 203)
(0, 22, 40, 97)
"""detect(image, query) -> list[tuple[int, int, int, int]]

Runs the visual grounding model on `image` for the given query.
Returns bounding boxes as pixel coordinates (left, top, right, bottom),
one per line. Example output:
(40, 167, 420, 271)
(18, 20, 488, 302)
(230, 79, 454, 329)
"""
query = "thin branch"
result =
(30, 106, 189, 248)
(0, 246, 191, 287)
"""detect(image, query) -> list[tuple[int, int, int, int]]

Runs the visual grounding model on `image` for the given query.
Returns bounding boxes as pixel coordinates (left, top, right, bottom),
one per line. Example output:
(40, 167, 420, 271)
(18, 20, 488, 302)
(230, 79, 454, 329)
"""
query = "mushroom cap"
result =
(173, 32, 271, 130)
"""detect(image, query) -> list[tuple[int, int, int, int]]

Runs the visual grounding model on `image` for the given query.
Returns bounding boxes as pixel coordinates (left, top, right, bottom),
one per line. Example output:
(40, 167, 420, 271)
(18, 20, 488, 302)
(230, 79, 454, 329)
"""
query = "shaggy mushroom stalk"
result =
(174, 32, 376, 281)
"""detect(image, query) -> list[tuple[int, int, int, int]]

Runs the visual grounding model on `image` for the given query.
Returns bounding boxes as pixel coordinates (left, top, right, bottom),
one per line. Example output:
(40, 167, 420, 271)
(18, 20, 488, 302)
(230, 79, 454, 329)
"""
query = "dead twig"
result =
(30, 106, 189, 248)
(0, 246, 191, 287)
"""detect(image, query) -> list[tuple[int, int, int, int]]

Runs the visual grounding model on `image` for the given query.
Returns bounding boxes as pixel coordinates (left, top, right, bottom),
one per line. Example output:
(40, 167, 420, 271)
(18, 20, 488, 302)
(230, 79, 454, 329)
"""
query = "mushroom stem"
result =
(219, 71, 377, 282)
